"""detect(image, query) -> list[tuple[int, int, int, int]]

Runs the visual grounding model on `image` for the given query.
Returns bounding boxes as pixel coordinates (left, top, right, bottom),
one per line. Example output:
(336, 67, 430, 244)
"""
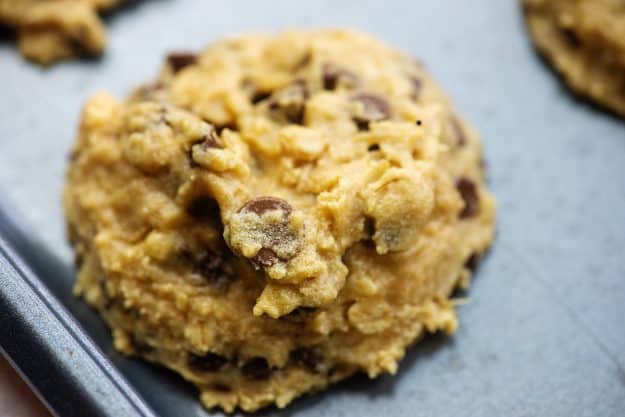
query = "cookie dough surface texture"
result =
(64, 29, 496, 412)
(0, 0, 119, 65)
(523, 0, 625, 117)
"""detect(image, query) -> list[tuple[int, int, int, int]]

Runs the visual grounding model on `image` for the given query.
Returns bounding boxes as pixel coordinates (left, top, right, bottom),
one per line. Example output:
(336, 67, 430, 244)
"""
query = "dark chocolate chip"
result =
(291, 348, 323, 373)
(351, 93, 391, 131)
(187, 196, 220, 221)
(451, 117, 466, 147)
(188, 352, 229, 373)
(241, 357, 272, 380)
(251, 247, 279, 269)
(322, 62, 359, 90)
(268, 80, 309, 124)
(240, 196, 293, 217)
(465, 252, 481, 272)
(409, 76, 423, 101)
(167, 52, 197, 72)
(416, 120, 422, 126)
(367, 143, 380, 152)
(455, 177, 479, 219)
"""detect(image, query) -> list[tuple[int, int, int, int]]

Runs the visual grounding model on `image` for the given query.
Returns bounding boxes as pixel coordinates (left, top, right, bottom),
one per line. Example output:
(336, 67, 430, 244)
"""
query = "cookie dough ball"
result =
(64, 30, 496, 412)
(0, 0, 119, 65)
(523, 0, 625, 117)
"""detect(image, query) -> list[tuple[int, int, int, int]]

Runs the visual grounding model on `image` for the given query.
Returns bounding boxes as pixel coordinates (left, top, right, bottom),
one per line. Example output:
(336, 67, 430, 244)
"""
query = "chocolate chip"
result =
(251, 247, 279, 269)
(167, 52, 197, 72)
(322, 62, 359, 90)
(187, 196, 220, 220)
(188, 352, 229, 373)
(241, 357, 272, 380)
(351, 93, 391, 131)
(455, 177, 479, 219)
(268, 80, 309, 124)
(240, 196, 293, 217)
(409, 76, 423, 101)
(291, 348, 323, 373)
(238, 197, 297, 268)
(451, 117, 466, 147)
(465, 252, 481, 272)
(367, 143, 380, 152)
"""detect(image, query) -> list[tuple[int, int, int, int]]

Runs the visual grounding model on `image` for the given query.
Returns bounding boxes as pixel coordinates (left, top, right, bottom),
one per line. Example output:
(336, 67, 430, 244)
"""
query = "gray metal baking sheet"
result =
(1, 0, 624, 416)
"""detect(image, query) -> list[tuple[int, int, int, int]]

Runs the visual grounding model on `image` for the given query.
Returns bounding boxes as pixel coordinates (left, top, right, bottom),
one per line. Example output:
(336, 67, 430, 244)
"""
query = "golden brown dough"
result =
(0, 0, 119, 65)
(64, 29, 496, 412)
(523, 0, 625, 117)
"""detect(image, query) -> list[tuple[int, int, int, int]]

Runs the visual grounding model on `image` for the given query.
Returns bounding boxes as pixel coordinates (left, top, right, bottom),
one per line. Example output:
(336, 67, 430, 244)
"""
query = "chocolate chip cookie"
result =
(64, 29, 496, 412)
(523, 0, 625, 117)
(0, 0, 119, 65)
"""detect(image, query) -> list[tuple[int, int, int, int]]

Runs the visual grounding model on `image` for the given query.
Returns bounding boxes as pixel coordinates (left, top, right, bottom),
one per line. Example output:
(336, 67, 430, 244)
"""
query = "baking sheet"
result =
(1, 0, 624, 416)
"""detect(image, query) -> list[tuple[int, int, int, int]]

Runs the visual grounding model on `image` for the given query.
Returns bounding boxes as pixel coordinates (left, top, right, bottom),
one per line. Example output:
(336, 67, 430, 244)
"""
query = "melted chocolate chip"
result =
(268, 80, 309, 124)
(465, 252, 481, 272)
(188, 352, 229, 373)
(241, 357, 272, 380)
(367, 143, 380, 152)
(167, 52, 197, 72)
(187, 196, 220, 221)
(351, 93, 391, 131)
(291, 348, 323, 373)
(455, 177, 479, 219)
(410, 76, 423, 101)
(322, 62, 359, 90)
(240, 196, 293, 217)
(251, 247, 279, 269)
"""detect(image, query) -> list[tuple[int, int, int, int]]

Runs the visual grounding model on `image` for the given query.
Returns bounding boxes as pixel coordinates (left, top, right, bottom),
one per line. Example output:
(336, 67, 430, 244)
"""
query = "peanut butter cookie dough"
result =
(64, 30, 496, 412)
(523, 0, 625, 117)
(0, 0, 119, 65)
